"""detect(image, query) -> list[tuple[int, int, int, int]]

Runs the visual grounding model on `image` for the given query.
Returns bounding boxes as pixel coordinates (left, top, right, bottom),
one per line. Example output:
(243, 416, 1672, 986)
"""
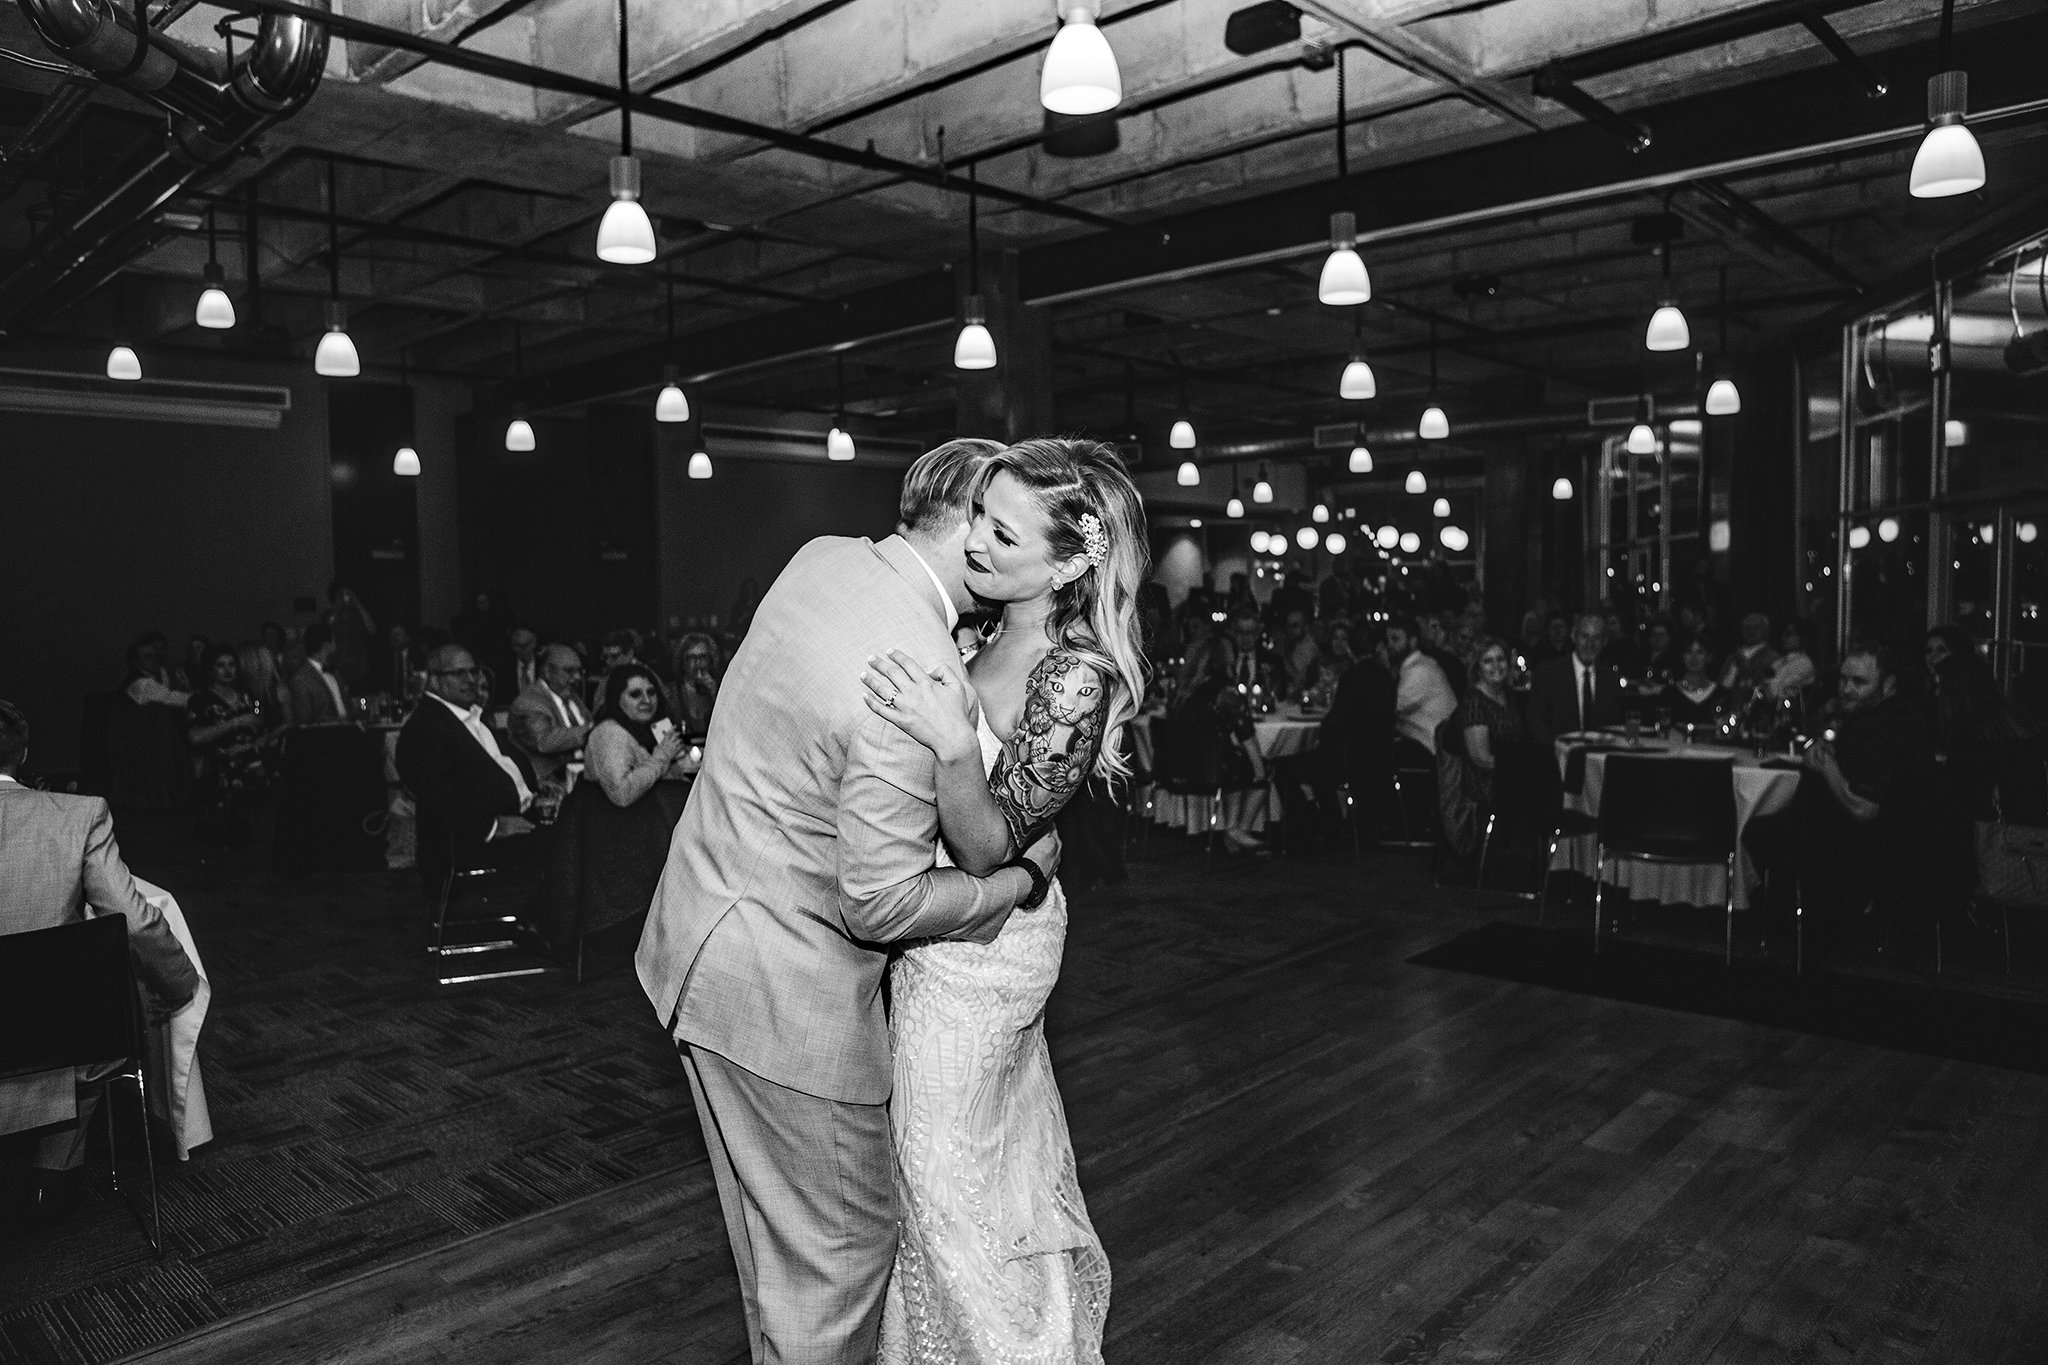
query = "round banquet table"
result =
(1548, 735, 1804, 910)
(1143, 708, 1322, 836)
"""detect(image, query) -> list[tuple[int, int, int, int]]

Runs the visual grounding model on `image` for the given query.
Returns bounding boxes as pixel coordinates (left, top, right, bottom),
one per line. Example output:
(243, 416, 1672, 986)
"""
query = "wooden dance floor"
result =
(120, 847, 2048, 1364)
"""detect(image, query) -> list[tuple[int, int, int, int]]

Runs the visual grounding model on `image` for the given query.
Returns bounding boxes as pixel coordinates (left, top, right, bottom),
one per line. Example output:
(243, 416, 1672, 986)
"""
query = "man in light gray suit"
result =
(0, 700, 200, 1227)
(636, 439, 1057, 1364)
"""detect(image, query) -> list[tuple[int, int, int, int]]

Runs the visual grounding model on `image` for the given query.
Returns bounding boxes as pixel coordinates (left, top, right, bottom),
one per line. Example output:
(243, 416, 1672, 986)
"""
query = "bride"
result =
(857, 437, 1149, 1364)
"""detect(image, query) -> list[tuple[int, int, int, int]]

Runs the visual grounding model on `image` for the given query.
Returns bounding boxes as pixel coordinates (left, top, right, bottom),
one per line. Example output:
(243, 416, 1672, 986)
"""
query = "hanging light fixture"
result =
(1440, 525, 1470, 552)
(1404, 468, 1427, 495)
(393, 446, 421, 476)
(827, 354, 857, 460)
(1417, 320, 1448, 439)
(505, 323, 536, 451)
(1398, 531, 1422, 554)
(954, 164, 997, 370)
(1339, 308, 1375, 398)
(1910, 0, 1985, 199)
(1644, 208, 1689, 351)
(596, 0, 658, 264)
(1848, 525, 1872, 550)
(1627, 422, 1658, 455)
(1551, 476, 1575, 500)
(1317, 52, 1370, 305)
(1704, 266, 1741, 415)
(1169, 419, 1196, 448)
(1252, 464, 1273, 503)
(1296, 526, 1320, 550)
(655, 265, 689, 421)
(1226, 494, 1245, 519)
(1041, 2, 1121, 115)
(688, 450, 713, 479)
(314, 157, 360, 378)
(1250, 530, 1271, 554)
(1325, 532, 1348, 555)
(104, 343, 141, 380)
(1177, 460, 1200, 486)
(1376, 525, 1400, 550)
(195, 209, 235, 330)
(1349, 444, 1373, 474)
(1431, 496, 1450, 518)
(1311, 503, 1330, 524)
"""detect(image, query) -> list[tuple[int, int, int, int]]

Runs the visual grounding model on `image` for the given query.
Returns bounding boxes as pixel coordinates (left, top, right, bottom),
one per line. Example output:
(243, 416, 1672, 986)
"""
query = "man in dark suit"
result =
(0, 700, 200, 1227)
(396, 644, 537, 893)
(288, 622, 348, 725)
(1275, 626, 1399, 849)
(1526, 612, 1625, 744)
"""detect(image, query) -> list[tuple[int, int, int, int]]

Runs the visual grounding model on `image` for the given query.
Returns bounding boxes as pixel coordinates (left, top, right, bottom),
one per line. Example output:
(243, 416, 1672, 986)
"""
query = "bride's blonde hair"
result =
(973, 438, 1150, 784)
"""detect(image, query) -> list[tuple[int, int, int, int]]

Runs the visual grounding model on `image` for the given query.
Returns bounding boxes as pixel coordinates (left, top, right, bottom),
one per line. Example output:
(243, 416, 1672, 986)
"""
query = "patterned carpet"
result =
(0, 844, 698, 1365)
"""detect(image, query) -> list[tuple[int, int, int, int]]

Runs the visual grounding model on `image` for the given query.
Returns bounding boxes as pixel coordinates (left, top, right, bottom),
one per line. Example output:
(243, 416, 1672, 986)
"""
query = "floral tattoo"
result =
(990, 650, 1107, 851)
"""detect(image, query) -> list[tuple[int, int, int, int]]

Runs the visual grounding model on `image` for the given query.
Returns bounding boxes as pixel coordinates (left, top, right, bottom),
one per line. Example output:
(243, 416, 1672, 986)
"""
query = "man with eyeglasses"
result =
(510, 644, 594, 790)
(396, 644, 539, 893)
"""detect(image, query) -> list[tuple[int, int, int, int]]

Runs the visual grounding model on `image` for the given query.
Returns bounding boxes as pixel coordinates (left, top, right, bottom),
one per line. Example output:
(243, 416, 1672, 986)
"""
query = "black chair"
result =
(1148, 715, 1266, 852)
(1386, 737, 1438, 850)
(1594, 755, 1739, 960)
(545, 779, 689, 981)
(0, 916, 161, 1252)
(1479, 741, 1596, 913)
(416, 803, 555, 987)
(272, 724, 386, 879)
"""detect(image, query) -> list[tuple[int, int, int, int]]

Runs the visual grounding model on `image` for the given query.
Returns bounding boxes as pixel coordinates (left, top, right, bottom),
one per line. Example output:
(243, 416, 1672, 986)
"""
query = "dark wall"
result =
(655, 425, 907, 632)
(1728, 344, 1800, 625)
(1, 347, 333, 772)
(328, 381, 420, 630)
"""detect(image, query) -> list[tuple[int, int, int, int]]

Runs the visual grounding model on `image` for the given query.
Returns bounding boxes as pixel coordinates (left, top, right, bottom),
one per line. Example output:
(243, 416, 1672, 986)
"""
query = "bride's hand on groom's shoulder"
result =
(861, 648, 979, 763)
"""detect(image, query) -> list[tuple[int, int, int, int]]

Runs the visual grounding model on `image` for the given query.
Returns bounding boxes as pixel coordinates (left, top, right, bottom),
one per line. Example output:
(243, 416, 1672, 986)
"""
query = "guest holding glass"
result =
(670, 632, 722, 733)
(586, 665, 695, 806)
(185, 644, 267, 846)
(1662, 636, 1727, 729)
(1437, 638, 1524, 861)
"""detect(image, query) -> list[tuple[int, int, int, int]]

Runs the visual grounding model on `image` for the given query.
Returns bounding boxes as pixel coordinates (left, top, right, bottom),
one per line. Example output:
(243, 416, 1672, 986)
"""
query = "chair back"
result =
(1597, 754, 1736, 859)
(0, 916, 143, 1081)
(1491, 740, 1563, 823)
(1149, 716, 1235, 791)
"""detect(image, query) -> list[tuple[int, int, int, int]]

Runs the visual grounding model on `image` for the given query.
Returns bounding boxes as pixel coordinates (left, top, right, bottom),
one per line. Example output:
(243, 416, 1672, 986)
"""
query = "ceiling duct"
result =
(0, 0, 330, 333)
(0, 366, 292, 427)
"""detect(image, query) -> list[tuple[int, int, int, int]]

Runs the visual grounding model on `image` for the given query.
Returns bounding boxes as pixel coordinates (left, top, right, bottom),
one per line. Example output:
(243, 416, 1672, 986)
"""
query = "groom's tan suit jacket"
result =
(636, 534, 1011, 1104)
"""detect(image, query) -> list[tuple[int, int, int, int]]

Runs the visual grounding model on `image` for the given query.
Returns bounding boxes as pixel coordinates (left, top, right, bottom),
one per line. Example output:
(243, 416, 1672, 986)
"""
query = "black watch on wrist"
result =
(1004, 853, 1050, 910)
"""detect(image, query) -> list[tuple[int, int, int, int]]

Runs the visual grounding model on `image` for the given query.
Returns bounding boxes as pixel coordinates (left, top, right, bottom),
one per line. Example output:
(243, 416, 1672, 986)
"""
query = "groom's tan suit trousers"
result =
(637, 534, 1013, 1365)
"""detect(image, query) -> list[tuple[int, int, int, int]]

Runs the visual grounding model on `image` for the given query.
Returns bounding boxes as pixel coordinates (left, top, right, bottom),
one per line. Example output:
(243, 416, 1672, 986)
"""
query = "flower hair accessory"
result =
(1078, 511, 1109, 567)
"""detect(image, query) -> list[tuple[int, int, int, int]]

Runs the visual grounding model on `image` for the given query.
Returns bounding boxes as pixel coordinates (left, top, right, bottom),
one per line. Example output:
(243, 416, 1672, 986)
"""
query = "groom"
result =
(637, 438, 1059, 1364)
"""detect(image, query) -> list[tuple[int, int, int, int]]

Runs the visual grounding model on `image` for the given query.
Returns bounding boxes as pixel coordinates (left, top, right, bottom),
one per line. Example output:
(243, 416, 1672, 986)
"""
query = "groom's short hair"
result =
(898, 438, 1002, 534)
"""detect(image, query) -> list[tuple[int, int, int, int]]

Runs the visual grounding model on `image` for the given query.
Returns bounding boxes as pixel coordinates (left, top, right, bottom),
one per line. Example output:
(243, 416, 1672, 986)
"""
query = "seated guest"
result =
(1744, 642, 1935, 963)
(236, 640, 287, 729)
(1223, 607, 1281, 699)
(1719, 611, 1780, 693)
(1933, 649, 2043, 820)
(1277, 608, 1323, 698)
(1532, 611, 1572, 664)
(1662, 636, 1727, 728)
(1387, 615, 1458, 761)
(378, 623, 424, 698)
(1526, 613, 1624, 744)
(670, 632, 722, 733)
(1640, 615, 1681, 686)
(1321, 618, 1360, 683)
(1765, 617, 1818, 702)
(587, 665, 694, 807)
(599, 629, 644, 678)
(1437, 638, 1524, 860)
(0, 700, 200, 1228)
(325, 582, 376, 691)
(287, 623, 349, 725)
(396, 645, 536, 891)
(1277, 624, 1397, 849)
(109, 634, 192, 811)
(185, 644, 267, 846)
(507, 627, 541, 697)
(1598, 611, 1644, 676)
(510, 644, 593, 789)
(1418, 613, 1467, 698)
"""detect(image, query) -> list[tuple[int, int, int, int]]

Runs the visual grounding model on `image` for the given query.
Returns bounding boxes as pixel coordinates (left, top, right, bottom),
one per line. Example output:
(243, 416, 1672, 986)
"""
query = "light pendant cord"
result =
(1718, 264, 1729, 352)
(617, 0, 632, 157)
(835, 353, 846, 424)
(1938, 0, 1954, 68)
(967, 162, 980, 295)
(206, 209, 217, 268)
(326, 154, 339, 301)
(665, 261, 675, 342)
(514, 320, 523, 383)
(1428, 319, 1437, 391)
(1335, 47, 1347, 182)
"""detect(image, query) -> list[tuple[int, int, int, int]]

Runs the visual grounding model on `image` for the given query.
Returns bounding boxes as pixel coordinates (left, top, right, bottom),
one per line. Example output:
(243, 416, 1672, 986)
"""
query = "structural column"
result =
(955, 250, 1052, 442)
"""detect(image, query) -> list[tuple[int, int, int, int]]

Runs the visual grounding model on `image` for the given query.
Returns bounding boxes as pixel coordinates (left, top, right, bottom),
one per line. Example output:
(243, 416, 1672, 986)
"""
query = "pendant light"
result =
(1177, 460, 1200, 486)
(1252, 464, 1273, 503)
(688, 450, 713, 479)
(1405, 469, 1427, 495)
(1551, 476, 1575, 500)
(1431, 497, 1450, 518)
(1338, 308, 1375, 398)
(1417, 320, 1448, 439)
(1318, 54, 1370, 306)
(827, 353, 856, 460)
(505, 323, 536, 451)
(1910, 0, 1984, 199)
(1311, 503, 1329, 523)
(655, 265, 689, 421)
(1169, 363, 1196, 447)
(954, 163, 997, 370)
(1626, 422, 1658, 455)
(1296, 526, 1320, 550)
(1250, 530, 1271, 554)
(106, 339, 141, 380)
(1040, 3, 1121, 116)
(1399, 531, 1422, 554)
(195, 209, 235, 330)
(1325, 532, 1348, 555)
(1705, 267, 1742, 415)
(1376, 525, 1399, 549)
(1348, 443, 1372, 473)
(596, 0, 658, 264)
(314, 156, 360, 378)
(1644, 206, 1689, 351)
(393, 349, 421, 474)
(1226, 469, 1245, 520)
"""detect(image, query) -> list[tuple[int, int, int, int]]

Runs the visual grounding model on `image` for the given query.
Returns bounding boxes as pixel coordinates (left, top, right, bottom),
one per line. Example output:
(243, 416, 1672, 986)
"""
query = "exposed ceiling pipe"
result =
(0, 0, 328, 333)
(1203, 409, 1593, 460)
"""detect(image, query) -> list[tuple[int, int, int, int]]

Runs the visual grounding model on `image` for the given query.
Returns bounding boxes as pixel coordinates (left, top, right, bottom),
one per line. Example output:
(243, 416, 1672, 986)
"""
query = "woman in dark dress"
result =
(1438, 638, 1524, 860)
(1661, 636, 1727, 729)
(186, 643, 268, 845)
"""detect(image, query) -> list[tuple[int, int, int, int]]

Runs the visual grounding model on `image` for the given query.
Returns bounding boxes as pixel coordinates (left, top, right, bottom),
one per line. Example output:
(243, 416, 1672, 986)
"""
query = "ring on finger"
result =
(882, 694, 898, 708)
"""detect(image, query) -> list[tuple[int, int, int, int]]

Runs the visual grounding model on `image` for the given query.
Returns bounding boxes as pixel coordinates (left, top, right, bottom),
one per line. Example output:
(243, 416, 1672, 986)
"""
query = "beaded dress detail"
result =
(878, 712, 1110, 1365)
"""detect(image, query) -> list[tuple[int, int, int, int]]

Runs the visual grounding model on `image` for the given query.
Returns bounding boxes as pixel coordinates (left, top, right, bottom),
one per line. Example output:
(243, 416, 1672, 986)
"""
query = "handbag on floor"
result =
(1977, 791, 2048, 908)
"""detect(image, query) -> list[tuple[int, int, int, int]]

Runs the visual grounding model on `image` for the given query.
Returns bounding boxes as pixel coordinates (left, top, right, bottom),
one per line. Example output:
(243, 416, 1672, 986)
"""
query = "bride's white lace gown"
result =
(878, 714, 1110, 1365)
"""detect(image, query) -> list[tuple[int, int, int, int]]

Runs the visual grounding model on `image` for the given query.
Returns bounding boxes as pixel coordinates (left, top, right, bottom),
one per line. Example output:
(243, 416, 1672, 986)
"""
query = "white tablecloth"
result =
(1143, 711, 1322, 836)
(1548, 739, 1803, 910)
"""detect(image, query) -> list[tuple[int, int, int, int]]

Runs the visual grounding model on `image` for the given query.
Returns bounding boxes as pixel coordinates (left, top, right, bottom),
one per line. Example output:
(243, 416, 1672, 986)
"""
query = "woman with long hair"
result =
(856, 437, 1148, 1364)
